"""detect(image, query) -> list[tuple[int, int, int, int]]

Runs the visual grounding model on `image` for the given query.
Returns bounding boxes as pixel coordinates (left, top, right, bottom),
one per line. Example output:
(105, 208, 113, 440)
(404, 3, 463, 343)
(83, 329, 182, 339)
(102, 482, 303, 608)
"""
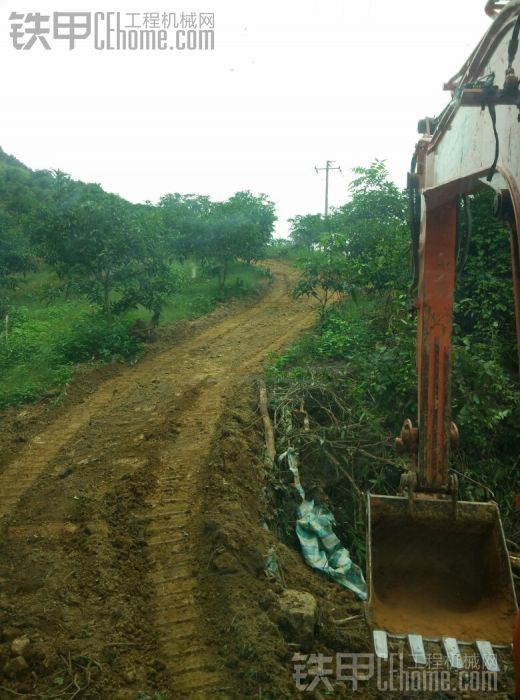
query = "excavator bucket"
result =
(366, 494, 518, 645)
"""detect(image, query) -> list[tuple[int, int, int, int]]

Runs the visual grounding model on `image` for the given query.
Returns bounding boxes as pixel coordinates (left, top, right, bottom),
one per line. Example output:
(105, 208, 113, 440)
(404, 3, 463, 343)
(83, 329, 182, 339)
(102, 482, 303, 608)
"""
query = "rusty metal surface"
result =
(401, 4, 520, 492)
(416, 200, 457, 489)
(372, 0, 520, 656)
(366, 495, 518, 644)
(497, 166, 520, 366)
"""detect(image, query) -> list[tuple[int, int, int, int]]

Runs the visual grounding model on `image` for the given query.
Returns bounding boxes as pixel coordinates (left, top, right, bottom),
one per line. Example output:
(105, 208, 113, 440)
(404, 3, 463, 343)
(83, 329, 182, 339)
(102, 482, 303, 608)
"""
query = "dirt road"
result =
(0, 261, 316, 698)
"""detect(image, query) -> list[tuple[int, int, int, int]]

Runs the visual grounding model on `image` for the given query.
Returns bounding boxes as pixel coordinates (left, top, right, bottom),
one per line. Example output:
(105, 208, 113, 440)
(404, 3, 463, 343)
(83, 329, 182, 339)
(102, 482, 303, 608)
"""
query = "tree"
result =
(224, 191, 275, 262)
(113, 204, 182, 325)
(159, 193, 212, 260)
(292, 243, 351, 313)
(33, 180, 175, 320)
(288, 213, 325, 251)
(329, 160, 408, 293)
(0, 212, 35, 291)
(203, 191, 275, 290)
(159, 190, 275, 289)
(292, 161, 408, 310)
(0, 148, 53, 299)
(454, 189, 516, 357)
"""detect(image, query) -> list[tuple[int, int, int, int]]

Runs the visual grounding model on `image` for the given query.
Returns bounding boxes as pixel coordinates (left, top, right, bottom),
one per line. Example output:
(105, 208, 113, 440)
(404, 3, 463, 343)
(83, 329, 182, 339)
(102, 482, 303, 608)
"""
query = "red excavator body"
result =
(367, 0, 520, 650)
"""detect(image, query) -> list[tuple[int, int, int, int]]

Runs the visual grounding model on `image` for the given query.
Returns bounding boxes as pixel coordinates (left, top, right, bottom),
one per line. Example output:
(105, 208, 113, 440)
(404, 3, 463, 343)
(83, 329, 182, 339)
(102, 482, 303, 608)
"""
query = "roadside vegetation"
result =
(265, 160, 520, 557)
(0, 147, 275, 408)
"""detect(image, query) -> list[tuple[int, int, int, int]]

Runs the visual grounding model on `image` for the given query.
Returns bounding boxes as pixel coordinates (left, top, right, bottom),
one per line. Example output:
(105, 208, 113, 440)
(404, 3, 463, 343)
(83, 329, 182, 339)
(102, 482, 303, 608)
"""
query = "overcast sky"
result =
(0, 0, 491, 236)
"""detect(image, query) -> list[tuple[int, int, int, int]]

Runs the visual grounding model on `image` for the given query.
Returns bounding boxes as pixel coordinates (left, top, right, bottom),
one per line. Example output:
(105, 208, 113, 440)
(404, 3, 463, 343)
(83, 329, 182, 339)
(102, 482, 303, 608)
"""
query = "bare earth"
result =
(0, 261, 317, 698)
(0, 261, 516, 699)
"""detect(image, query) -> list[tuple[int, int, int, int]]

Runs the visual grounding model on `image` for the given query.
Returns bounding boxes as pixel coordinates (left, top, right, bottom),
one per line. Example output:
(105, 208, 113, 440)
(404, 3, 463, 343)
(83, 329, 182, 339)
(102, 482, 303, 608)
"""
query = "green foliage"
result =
(269, 296, 417, 433)
(0, 364, 73, 408)
(292, 161, 409, 319)
(54, 316, 141, 363)
(0, 146, 273, 408)
(160, 190, 275, 290)
(32, 180, 173, 319)
(450, 189, 519, 524)
(454, 188, 516, 361)
(112, 206, 185, 324)
(159, 193, 212, 260)
(0, 304, 142, 408)
(328, 160, 409, 293)
(267, 168, 519, 556)
(292, 245, 351, 312)
(0, 305, 73, 408)
(221, 191, 276, 263)
(453, 336, 517, 440)
(288, 213, 326, 250)
(451, 335, 519, 525)
(0, 148, 54, 296)
(0, 148, 55, 222)
(201, 191, 275, 290)
(0, 225, 35, 284)
(267, 238, 292, 258)
(0, 261, 267, 408)
(266, 297, 412, 563)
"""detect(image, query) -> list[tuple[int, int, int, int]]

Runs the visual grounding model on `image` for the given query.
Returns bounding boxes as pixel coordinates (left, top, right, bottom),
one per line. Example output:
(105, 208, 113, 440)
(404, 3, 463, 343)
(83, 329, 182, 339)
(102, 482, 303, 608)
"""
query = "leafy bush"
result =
(266, 179, 519, 555)
(267, 238, 293, 258)
(267, 289, 519, 559)
(454, 189, 516, 359)
(55, 316, 141, 363)
(0, 364, 73, 408)
(0, 310, 142, 408)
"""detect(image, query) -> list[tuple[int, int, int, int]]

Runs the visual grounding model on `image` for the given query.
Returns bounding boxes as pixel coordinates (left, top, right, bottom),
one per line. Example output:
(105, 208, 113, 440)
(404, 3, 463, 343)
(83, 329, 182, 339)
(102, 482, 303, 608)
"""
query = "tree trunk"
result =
(102, 276, 111, 320)
(219, 260, 228, 291)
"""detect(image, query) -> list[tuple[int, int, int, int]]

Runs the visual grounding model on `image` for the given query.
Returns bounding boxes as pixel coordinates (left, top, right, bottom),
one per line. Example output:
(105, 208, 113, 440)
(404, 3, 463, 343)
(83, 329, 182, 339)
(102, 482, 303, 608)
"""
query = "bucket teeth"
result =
(475, 640, 500, 672)
(407, 634, 427, 665)
(372, 633, 502, 675)
(372, 630, 389, 661)
(442, 637, 464, 669)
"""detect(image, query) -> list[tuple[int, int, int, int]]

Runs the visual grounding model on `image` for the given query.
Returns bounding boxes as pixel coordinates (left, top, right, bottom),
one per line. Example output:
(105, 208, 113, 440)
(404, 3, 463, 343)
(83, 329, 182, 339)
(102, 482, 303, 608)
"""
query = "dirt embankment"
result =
(195, 386, 517, 700)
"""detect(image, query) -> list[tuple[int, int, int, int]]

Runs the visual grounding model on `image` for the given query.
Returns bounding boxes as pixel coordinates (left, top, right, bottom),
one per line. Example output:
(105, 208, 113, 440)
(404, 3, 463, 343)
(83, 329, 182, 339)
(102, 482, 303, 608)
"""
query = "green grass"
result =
(136, 260, 268, 324)
(0, 261, 269, 409)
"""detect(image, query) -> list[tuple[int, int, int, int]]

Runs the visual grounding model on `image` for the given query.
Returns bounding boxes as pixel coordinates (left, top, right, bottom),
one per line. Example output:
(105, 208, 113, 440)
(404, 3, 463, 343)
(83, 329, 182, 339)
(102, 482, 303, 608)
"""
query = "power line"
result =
(314, 160, 342, 218)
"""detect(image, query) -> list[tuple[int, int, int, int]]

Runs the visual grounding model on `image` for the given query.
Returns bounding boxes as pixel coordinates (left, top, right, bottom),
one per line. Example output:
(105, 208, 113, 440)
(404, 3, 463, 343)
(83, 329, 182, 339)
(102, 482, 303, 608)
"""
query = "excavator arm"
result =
(366, 0, 519, 658)
(398, 0, 520, 493)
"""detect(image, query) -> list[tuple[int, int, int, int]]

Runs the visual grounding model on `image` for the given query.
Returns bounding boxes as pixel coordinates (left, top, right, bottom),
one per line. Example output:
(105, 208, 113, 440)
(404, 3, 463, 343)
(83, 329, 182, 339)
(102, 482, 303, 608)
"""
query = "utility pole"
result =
(314, 160, 342, 218)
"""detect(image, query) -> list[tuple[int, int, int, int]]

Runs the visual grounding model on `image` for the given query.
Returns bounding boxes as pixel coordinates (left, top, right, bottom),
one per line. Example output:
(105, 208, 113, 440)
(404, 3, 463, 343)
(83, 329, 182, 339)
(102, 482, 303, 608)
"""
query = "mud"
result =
(370, 510, 517, 643)
(0, 261, 316, 698)
(0, 259, 516, 699)
(194, 386, 517, 699)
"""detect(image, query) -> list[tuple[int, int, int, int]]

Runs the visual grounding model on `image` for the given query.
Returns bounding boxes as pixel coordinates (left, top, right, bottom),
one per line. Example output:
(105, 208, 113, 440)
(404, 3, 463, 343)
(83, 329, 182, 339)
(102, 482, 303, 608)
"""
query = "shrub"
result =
(55, 316, 142, 363)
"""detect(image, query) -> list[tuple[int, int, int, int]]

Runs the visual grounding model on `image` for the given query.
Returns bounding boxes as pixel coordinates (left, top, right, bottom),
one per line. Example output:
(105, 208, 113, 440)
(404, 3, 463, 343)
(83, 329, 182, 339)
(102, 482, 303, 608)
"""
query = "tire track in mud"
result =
(0, 269, 295, 523)
(0, 262, 316, 698)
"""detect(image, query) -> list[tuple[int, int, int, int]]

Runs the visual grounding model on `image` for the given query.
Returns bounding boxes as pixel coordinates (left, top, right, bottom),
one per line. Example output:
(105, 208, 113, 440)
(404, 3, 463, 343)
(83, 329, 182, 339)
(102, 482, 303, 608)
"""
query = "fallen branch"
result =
(324, 449, 363, 498)
(259, 381, 276, 465)
(450, 467, 495, 500)
(333, 614, 361, 625)
(0, 688, 37, 697)
(353, 447, 402, 469)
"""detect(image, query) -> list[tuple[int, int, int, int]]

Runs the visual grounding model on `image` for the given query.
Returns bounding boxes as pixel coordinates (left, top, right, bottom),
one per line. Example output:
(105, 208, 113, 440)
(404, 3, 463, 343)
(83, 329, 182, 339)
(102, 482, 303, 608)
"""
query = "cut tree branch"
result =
(259, 380, 276, 466)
